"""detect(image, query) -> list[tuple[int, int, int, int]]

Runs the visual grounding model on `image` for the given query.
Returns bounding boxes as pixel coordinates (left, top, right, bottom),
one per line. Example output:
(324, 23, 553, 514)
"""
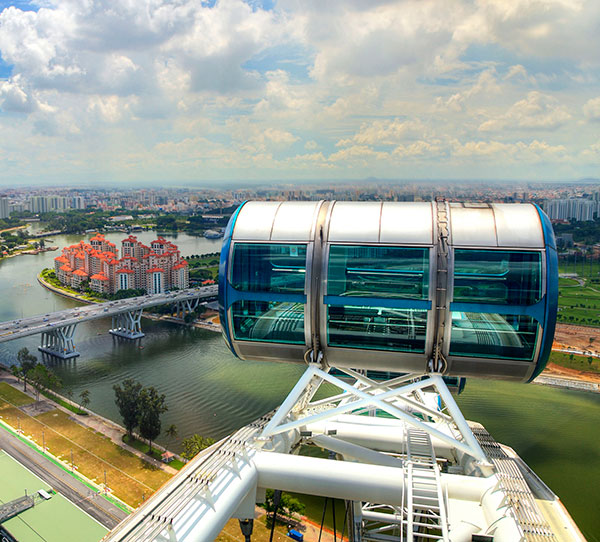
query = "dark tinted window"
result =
(328, 245, 429, 299)
(453, 250, 541, 305)
(232, 243, 306, 293)
(232, 300, 304, 344)
(328, 306, 427, 353)
(450, 312, 538, 360)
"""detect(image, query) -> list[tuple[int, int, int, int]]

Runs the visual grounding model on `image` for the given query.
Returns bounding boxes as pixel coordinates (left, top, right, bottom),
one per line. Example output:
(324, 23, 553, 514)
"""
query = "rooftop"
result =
(0, 450, 107, 542)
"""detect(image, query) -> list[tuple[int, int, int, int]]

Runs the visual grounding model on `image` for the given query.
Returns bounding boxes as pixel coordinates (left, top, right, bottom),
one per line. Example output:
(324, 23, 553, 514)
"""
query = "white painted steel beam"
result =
(253, 451, 492, 504)
(310, 434, 403, 468)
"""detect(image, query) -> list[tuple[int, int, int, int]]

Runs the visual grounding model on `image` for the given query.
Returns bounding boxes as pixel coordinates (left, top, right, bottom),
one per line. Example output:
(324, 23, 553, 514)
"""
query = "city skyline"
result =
(0, 1, 599, 185)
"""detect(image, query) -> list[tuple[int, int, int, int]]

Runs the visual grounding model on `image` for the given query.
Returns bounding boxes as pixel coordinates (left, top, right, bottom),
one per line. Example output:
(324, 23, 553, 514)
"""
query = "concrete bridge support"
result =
(109, 309, 145, 339)
(174, 298, 199, 321)
(38, 324, 80, 359)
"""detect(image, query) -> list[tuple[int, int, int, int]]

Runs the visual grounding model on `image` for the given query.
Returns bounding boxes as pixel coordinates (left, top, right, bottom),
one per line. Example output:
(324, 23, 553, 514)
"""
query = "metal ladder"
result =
(405, 426, 449, 542)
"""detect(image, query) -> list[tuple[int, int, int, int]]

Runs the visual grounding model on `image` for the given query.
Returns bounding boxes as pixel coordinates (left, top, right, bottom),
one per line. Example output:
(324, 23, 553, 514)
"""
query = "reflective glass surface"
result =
(328, 306, 427, 352)
(231, 243, 306, 293)
(327, 245, 429, 299)
(449, 312, 538, 360)
(232, 300, 305, 344)
(453, 250, 541, 305)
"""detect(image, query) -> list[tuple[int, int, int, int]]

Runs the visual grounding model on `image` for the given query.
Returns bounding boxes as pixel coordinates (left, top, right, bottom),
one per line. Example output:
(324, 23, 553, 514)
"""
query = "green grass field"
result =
(556, 262, 600, 327)
(0, 381, 35, 406)
(548, 351, 600, 374)
(557, 283, 600, 326)
(123, 434, 185, 470)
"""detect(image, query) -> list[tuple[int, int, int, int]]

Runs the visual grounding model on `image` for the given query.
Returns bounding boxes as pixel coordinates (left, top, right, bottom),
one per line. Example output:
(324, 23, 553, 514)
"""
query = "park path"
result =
(0, 370, 179, 475)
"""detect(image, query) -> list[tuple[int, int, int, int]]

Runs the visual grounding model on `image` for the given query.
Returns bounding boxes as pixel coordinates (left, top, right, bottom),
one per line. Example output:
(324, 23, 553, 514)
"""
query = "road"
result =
(0, 425, 128, 529)
(0, 284, 218, 344)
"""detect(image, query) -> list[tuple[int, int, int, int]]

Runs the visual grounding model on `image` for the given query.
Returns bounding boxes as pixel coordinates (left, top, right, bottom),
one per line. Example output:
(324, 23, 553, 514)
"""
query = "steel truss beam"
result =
(259, 365, 487, 464)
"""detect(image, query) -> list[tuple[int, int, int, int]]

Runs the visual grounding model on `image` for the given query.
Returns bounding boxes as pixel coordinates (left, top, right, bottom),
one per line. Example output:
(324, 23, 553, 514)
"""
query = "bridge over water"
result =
(0, 285, 218, 359)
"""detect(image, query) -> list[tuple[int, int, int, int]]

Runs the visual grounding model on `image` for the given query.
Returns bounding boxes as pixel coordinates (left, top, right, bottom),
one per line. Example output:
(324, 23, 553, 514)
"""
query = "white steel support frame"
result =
(103, 363, 541, 542)
(259, 364, 487, 464)
(256, 365, 489, 542)
(38, 324, 79, 359)
(110, 309, 145, 339)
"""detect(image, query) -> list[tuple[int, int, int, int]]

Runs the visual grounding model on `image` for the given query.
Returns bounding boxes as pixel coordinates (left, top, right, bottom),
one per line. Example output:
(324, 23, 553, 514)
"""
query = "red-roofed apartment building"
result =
(54, 234, 189, 294)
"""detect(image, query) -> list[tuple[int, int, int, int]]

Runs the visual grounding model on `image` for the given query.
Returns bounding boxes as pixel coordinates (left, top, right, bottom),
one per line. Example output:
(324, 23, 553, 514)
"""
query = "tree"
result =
(181, 434, 215, 460)
(263, 489, 305, 526)
(17, 348, 37, 392)
(113, 379, 143, 437)
(165, 424, 178, 451)
(138, 386, 168, 454)
(79, 389, 90, 411)
(28, 364, 61, 401)
(10, 364, 22, 385)
(588, 356, 593, 367)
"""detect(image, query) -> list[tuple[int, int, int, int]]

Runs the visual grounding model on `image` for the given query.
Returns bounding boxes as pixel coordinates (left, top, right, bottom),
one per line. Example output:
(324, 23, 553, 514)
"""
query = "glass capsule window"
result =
(453, 250, 542, 305)
(231, 243, 307, 293)
(327, 306, 427, 353)
(327, 246, 429, 299)
(449, 312, 538, 361)
(231, 300, 305, 344)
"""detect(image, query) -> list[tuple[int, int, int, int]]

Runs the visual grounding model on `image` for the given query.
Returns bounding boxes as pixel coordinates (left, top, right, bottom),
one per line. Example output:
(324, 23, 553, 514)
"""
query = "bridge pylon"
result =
(109, 309, 145, 339)
(38, 324, 80, 359)
(174, 298, 200, 321)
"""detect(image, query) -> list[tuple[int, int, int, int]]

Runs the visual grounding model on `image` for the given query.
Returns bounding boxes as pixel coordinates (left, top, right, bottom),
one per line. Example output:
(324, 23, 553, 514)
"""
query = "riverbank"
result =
(38, 270, 222, 331)
(37, 271, 98, 304)
(0, 372, 173, 508)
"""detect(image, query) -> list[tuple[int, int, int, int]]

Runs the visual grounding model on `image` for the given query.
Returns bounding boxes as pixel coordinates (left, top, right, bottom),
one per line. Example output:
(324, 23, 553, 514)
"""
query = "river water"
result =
(0, 228, 598, 540)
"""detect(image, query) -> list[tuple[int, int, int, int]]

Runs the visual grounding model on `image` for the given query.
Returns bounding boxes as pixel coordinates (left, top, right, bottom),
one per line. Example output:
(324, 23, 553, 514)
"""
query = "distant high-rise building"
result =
(0, 197, 9, 219)
(543, 198, 598, 221)
(72, 196, 86, 209)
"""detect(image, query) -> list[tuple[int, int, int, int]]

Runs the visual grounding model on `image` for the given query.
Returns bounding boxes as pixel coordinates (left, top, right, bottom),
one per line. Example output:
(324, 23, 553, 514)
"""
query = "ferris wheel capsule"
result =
(218, 201, 557, 383)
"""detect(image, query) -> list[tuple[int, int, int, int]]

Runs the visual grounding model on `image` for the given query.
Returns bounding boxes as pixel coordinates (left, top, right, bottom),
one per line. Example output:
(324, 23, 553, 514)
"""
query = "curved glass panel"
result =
(231, 243, 307, 293)
(453, 249, 541, 305)
(327, 305, 427, 352)
(449, 312, 538, 360)
(232, 300, 304, 344)
(327, 246, 429, 299)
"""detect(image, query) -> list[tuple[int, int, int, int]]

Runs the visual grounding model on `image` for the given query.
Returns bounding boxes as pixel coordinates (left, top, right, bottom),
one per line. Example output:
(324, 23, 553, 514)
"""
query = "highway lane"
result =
(0, 285, 218, 344)
(0, 425, 128, 530)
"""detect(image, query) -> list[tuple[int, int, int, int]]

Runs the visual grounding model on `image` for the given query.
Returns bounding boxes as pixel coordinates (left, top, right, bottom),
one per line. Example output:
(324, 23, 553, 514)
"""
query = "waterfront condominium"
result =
(54, 234, 189, 295)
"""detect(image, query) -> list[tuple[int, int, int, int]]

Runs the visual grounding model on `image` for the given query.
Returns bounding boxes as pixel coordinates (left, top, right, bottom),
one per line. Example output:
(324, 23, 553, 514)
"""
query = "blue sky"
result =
(0, 0, 599, 185)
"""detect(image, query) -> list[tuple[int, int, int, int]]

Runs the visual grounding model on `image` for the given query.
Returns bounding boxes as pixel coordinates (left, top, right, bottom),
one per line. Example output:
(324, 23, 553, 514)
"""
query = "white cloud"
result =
(478, 91, 571, 132)
(0, 0, 598, 183)
(337, 118, 425, 147)
(0, 76, 38, 112)
(452, 138, 568, 163)
(583, 97, 600, 122)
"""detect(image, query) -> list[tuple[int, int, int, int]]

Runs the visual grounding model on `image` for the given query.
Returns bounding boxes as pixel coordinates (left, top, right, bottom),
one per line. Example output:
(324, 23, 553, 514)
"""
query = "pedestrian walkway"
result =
(0, 371, 179, 475)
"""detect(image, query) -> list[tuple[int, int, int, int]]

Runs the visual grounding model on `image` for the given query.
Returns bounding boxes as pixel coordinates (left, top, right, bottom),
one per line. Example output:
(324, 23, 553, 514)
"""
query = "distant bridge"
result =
(0, 285, 218, 359)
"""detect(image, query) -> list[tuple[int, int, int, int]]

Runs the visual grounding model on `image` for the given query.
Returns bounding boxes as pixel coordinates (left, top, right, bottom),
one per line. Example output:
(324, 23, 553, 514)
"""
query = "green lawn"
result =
(559, 278, 579, 287)
(548, 351, 600, 374)
(123, 434, 184, 470)
(557, 284, 600, 326)
(0, 381, 35, 406)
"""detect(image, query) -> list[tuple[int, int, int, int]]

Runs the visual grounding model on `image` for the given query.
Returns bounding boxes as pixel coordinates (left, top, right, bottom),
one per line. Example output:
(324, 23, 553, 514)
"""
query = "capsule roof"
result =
(231, 201, 547, 248)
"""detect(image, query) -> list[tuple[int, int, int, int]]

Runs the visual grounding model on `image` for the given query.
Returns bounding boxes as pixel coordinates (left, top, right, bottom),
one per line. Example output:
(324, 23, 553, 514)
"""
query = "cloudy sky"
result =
(0, 0, 599, 186)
